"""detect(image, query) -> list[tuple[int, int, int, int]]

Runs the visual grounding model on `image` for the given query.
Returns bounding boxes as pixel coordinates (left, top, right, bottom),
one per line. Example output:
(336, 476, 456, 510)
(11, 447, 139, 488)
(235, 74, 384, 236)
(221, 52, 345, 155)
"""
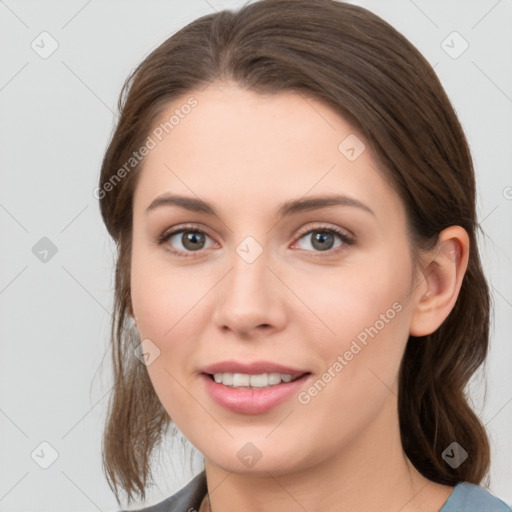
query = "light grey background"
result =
(0, 0, 511, 510)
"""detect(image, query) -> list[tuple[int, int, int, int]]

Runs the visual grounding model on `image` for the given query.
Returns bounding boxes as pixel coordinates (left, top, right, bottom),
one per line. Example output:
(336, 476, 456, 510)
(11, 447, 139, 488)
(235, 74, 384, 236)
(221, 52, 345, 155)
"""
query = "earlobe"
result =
(127, 301, 138, 328)
(128, 298, 137, 326)
(127, 314, 138, 329)
(409, 226, 469, 337)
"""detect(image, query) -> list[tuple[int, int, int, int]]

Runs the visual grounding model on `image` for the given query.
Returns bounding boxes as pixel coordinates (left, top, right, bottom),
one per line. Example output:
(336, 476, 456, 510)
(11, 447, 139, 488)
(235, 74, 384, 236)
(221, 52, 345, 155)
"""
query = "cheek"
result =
(303, 250, 411, 352)
(294, 259, 412, 442)
(299, 248, 413, 419)
(130, 242, 203, 339)
(130, 253, 202, 422)
(130, 247, 214, 390)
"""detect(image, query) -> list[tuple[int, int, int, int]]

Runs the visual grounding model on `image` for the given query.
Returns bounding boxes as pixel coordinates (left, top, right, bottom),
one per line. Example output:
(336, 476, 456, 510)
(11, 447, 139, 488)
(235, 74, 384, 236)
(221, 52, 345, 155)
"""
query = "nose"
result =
(211, 242, 287, 338)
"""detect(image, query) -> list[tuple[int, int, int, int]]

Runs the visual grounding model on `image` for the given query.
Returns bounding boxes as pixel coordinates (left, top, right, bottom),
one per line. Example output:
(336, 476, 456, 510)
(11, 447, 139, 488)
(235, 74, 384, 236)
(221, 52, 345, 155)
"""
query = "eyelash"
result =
(157, 223, 355, 259)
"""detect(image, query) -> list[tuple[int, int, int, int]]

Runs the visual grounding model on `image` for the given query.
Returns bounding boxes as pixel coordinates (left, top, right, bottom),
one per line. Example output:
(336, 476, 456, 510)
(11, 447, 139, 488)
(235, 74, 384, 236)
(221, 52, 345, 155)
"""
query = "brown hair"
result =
(98, 0, 491, 505)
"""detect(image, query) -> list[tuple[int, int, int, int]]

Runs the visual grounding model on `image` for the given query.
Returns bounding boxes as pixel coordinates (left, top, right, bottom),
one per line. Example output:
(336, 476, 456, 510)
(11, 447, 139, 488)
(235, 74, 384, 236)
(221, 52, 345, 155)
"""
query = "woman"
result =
(98, 1, 511, 510)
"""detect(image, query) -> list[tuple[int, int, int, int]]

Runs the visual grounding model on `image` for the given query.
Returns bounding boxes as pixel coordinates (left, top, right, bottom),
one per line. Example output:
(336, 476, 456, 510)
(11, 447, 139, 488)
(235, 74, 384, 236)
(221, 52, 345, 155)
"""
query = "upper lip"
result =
(201, 360, 309, 377)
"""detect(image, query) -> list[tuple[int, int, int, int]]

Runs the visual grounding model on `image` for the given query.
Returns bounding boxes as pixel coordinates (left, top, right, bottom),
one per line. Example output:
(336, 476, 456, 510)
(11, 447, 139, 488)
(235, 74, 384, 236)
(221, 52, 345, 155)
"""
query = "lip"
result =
(200, 360, 308, 376)
(200, 360, 311, 415)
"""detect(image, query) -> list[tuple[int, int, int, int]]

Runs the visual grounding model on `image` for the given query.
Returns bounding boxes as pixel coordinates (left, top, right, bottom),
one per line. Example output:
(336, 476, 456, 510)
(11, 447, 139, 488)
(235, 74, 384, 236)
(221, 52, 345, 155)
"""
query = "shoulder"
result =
(441, 481, 511, 512)
(119, 471, 207, 512)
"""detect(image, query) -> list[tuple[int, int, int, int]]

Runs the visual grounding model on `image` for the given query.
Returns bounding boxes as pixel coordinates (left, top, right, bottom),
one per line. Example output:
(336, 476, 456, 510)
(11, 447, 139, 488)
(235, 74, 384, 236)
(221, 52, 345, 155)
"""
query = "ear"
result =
(409, 226, 470, 337)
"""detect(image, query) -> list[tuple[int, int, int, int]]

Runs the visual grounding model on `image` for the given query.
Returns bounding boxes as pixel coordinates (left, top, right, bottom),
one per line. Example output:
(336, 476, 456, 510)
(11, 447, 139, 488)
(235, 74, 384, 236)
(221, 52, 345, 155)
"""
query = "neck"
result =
(202, 398, 453, 512)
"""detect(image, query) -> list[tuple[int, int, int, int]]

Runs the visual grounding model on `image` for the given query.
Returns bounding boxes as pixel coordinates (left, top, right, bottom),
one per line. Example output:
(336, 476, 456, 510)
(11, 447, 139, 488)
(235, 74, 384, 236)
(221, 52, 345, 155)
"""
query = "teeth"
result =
(232, 373, 250, 387)
(212, 372, 297, 388)
(249, 373, 268, 387)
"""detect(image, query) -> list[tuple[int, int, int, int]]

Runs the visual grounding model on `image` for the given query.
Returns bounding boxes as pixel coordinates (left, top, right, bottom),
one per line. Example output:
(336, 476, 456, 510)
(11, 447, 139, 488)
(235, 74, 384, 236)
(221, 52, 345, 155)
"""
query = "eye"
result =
(158, 224, 216, 256)
(157, 223, 354, 258)
(292, 225, 354, 256)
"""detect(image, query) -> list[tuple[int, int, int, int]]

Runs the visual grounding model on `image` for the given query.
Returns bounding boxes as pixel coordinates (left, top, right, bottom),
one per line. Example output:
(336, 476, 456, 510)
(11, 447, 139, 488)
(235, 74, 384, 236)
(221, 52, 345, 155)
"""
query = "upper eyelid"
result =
(295, 224, 352, 238)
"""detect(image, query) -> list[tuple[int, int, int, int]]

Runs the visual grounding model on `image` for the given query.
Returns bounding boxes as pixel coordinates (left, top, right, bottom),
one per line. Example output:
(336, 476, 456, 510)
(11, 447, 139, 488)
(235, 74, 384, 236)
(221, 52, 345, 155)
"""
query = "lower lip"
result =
(201, 373, 310, 415)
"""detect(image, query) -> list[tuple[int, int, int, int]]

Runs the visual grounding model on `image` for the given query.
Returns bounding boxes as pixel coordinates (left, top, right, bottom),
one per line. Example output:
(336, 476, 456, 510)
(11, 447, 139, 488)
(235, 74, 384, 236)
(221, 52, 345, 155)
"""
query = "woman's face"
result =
(130, 81, 422, 475)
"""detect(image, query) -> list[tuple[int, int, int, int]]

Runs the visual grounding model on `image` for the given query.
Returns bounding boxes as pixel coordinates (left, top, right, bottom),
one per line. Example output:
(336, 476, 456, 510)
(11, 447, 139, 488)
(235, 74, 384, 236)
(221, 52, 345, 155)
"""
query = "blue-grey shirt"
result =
(124, 471, 511, 512)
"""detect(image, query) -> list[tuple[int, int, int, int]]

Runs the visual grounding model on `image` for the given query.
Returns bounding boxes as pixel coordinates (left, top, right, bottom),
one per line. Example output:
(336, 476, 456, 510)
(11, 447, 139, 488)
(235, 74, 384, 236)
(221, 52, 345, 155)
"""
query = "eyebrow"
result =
(145, 193, 375, 218)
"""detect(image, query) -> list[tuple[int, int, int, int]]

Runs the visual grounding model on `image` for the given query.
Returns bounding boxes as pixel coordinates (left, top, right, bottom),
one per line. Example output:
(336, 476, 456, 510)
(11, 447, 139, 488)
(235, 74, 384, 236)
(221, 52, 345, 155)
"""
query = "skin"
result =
(130, 81, 469, 512)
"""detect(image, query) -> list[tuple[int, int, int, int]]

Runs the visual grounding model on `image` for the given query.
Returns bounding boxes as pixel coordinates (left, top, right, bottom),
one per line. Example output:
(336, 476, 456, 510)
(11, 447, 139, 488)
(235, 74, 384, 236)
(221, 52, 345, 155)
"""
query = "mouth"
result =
(200, 370, 312, 414)
(204, 371, 309, 389)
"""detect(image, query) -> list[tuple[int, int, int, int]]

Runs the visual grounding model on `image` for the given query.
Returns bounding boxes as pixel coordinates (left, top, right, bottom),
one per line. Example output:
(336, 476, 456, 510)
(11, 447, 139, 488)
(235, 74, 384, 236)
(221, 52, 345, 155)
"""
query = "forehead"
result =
(133, 82, 404, 224)
(155, 82, 353, 156)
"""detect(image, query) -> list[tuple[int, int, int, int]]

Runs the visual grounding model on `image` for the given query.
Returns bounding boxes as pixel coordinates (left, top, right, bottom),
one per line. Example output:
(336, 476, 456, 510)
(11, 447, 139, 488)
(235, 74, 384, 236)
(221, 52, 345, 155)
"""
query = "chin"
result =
(201, 440, 313, 476)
